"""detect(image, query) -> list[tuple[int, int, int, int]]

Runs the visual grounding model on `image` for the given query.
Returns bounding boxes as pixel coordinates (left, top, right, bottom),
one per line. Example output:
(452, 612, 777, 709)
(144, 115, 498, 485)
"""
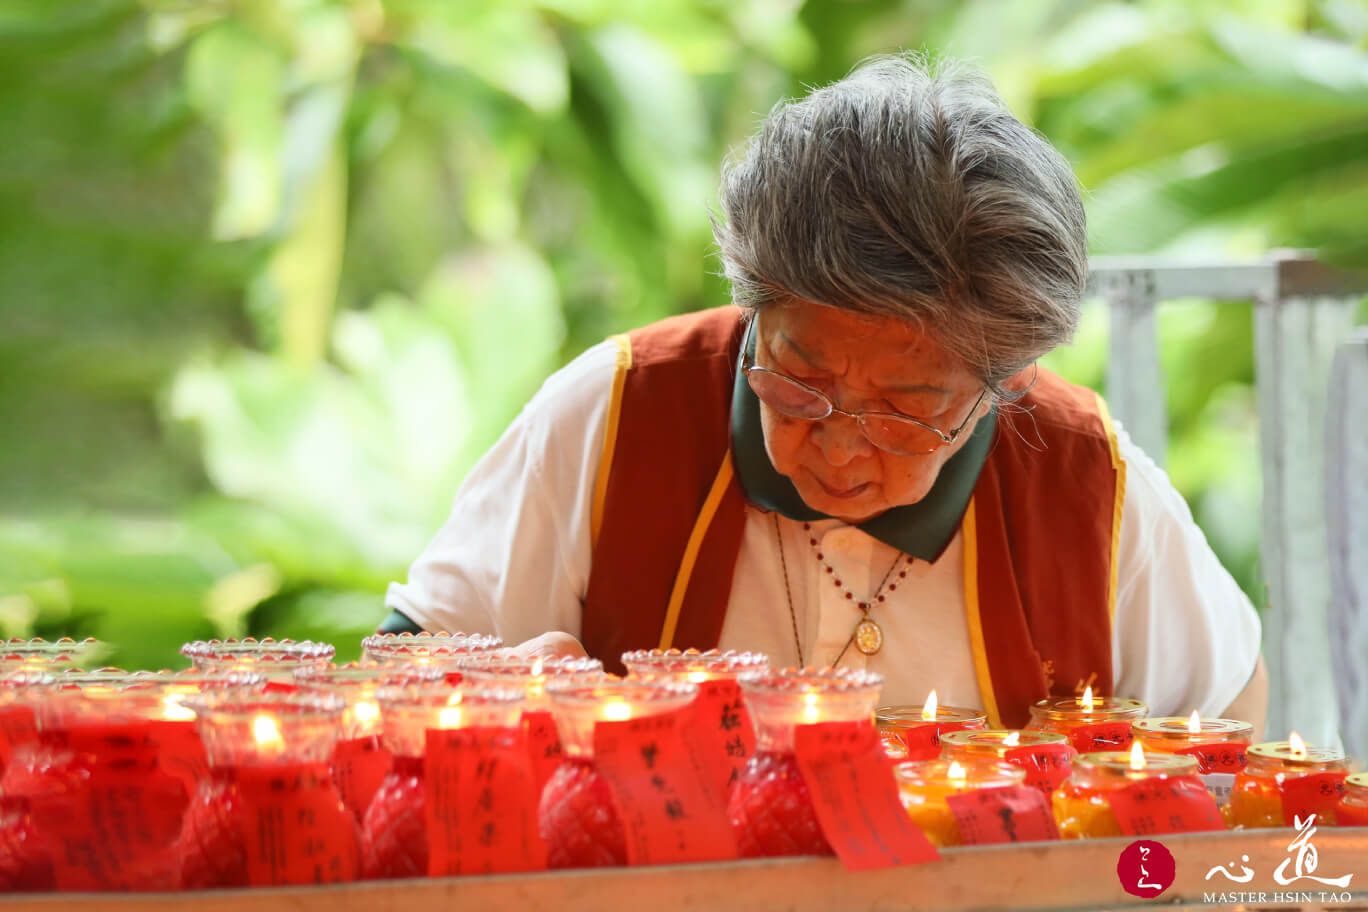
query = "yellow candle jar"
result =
(894, 758, 1025, 847)
(1228, 739, 1354, 828)
(940, 729, 1074, 794)
(1028, 692, 1147, 753)
(1052, 751, 1205, 839)
(876, 696, 986, 760)
(1336, 772, 1368, 827)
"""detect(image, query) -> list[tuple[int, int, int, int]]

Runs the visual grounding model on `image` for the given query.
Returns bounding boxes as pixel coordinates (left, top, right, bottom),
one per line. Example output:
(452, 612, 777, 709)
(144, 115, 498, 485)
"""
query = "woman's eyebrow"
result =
(776, 330, 951, 396)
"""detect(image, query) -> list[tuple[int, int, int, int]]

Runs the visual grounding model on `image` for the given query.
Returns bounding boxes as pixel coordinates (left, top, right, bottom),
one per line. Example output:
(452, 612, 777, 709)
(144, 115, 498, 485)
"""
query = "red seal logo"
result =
(1117, 839, 1175, 898)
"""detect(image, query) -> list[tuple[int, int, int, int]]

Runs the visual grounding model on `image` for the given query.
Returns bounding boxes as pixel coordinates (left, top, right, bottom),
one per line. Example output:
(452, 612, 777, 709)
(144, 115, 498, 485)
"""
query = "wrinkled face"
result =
(752, 300, 992, 524)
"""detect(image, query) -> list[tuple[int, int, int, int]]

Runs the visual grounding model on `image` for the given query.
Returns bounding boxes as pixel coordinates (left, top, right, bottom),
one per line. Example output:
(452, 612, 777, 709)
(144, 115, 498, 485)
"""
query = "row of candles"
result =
(0, 635, 1364, 892)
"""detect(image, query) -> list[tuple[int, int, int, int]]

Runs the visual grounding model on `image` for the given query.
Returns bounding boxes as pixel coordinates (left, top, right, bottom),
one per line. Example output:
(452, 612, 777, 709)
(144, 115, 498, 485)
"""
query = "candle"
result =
(1132, 714, 1253, 772)
(894, 758, 1026, 846)
(620, 648, 769, 684)
(940, 729, 1075, 794)
(1336, 772, 1368, 827)
(541, 678, 700, 868)
(359, 631, 502, 672)
(0, 637, 102, 672)
(293, 663, 444, 824)
(180, 637, 335, 679)
(1228, 734, 1354, 828)
(365, 683, 526, 878)
(179, 687, 360, 888)
(728, 668, 883, 858)
(0, 669, 53, 780)
(875, 690, 987, 760)
(1028, 689, 1147, 752)
(0, 669, 55, 893)
(1053, 744, 1220, 839)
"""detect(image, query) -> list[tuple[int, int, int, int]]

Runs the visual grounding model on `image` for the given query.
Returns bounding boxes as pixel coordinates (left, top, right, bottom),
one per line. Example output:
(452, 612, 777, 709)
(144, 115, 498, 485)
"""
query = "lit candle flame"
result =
(686, 671, 709, 684)
(1187, 710, 1202, 734)
(353, 700, 379, 725)
(1079, 686, 1094, 712)
(602, 700, 632, 722)
(1129, 741, 1146, 770)
(1003, 731, 1020, 747)
(161, 694, 196, 722)
(921, 690, 938, 721)
(802, 691, 820, 725)
(947, 760, 966, 780)
(439, 694, 463, 729)
(1288, 731, 1307, 759)
(253, 714, 282, 747)
(530, 657, 544, 677)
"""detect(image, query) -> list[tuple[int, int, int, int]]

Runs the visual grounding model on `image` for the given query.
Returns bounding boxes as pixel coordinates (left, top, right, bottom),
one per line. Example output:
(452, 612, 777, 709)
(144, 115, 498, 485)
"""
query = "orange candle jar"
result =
(541, 678, 699, 868)
(1029, 694, 1147, 752)
(729, 668, 883, 858)
(293, 663, 444, 824)
(181, 638, 334, 679)
(360, 632, 502, 672)
(940, 729, 1074, 794)
(894, 758, 1026, 846)
(1132, 717, 1253, 773)
(1228, 739, 1355, 828)
(1336, 773, 1368, 827)
(876, 696, 987, 760)
(1052, 751, 1210, 839)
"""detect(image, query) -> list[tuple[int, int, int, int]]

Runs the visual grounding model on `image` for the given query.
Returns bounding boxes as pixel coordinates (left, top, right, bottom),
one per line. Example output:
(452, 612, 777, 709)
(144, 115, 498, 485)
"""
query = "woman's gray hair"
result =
(713, 52, 1087, 399)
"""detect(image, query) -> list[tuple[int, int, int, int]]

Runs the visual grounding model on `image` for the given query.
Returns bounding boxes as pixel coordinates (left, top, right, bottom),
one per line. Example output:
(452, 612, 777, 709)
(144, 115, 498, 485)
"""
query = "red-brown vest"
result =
(581, 307, 1125, 728)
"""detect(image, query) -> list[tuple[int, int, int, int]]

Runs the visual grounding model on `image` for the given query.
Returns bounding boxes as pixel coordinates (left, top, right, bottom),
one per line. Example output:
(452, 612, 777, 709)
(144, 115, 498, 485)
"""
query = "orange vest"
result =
(581, 307, 1125, 728)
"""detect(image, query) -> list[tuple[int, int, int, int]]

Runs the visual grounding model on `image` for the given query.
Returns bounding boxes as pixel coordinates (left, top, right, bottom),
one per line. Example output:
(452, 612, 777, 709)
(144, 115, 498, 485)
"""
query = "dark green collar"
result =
(730, 336, 995, 563)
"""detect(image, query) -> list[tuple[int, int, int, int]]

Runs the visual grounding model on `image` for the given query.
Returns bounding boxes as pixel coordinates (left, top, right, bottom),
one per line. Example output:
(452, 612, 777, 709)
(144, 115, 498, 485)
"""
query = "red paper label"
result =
(688, 679, 756, 801)
(895, 724, 942, 761)
(592, 708, 737, 865)
(424, 726, 544, 875)
(1108, 775, 1225, 835)
(234, 763, 360, 885)
(150, 719, 209, 796)
(945, 785, 1060, 844)
(332, 736, 392, 823)
(1177, 742, 1248, 774)
(523, 710, 564, 798)
(0, 706, 35, 773)
(1279, 772, 1348, 826)
(1336, 801, 1368, 826)
(1069, 722, 1134, 753)
(1004, 743, 1076, 793)
(793, 721, 940, 871)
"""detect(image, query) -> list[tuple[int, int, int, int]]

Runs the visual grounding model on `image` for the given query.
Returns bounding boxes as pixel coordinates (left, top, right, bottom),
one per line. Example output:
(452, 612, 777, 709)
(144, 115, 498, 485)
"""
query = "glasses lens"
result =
(858, 415, 942, 455)
(746, 370, 831, 420)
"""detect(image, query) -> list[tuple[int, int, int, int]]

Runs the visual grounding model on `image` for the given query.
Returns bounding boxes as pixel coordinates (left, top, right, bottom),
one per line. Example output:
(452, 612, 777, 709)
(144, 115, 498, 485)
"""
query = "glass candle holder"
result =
(1052, 751, 1202, 839)
(1228, 741, 1355, 828)
(0, 638, 102, 672)
(1028, 694, 1148, 752)
(181, 638, 334, 679)
(359, 631, 502, 672)
(875, 701, 988, 760)
(1336, 772, 1368, 827)
(365, 683, 525, 879)
(939, 729, 1074, 794)
(894, 758, 1027, 847)
(541, 678, 699, 868)
(0, 670, 55, 893)
(728, 668, 883, 858)
(29, 670, 191, 891)
(153, 669, 267, 799)
(620, 648, 769, 683)
(178, 688, 359, 888)
(293, 663, 444, 824)
(1132, 717, 1254, 773)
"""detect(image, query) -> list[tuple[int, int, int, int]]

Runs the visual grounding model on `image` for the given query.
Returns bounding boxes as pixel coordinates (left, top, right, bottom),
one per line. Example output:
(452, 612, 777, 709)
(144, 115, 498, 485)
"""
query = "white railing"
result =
(1086, 252, 1367, 755)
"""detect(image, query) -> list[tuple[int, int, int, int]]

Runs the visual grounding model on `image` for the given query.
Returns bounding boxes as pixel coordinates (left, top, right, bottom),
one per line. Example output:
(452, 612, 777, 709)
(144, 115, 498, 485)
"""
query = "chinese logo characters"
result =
(1205, 814, 1353, 889)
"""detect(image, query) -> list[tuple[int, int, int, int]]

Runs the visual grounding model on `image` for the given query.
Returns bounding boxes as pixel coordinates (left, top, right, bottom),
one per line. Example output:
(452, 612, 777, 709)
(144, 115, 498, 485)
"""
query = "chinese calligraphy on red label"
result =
(1279, 773, 1348, 825)
(1069, 722, 1134, 753)
(895, 724, 941, 761)
(235, 763, 360, 885)
(1004, 743, 1076, 794)
(688, 679, 756, 801)
(523, 710, 564, 797)
(1177, 742, 1247, 774)
(593, 709, 737, 865)
(1109, 774, 1225, 835)
(331, 736, 392, 823)
(792, 721, 940, 871)
(945, 784, 1059, 844)
(425, 726, 544, 875)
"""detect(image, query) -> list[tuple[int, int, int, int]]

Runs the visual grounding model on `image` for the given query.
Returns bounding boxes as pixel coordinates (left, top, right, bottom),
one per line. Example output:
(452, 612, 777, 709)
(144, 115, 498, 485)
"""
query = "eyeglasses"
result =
(741, 321, 988, 456)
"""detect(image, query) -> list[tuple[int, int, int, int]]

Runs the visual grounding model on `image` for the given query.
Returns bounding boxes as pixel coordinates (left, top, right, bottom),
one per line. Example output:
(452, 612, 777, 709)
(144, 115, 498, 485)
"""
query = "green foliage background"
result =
(2, 0, 1365, 669)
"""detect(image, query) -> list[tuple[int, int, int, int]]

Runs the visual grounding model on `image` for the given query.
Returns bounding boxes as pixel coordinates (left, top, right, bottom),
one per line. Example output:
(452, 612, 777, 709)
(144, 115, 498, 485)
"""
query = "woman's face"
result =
(752, 300, 992, 524)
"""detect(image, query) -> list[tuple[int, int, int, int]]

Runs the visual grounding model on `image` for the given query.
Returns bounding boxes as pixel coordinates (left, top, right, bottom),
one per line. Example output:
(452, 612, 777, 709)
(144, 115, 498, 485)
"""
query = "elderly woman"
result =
(380, 54, 1266, 734)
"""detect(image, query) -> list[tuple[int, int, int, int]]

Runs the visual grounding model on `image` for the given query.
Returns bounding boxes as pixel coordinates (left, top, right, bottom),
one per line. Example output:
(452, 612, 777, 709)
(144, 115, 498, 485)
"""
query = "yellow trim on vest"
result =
(591, 334, 634, 550)
(962, 498, 1003, 729)
(1093, 393, 1127, 631)
(658, 452, 735, 650)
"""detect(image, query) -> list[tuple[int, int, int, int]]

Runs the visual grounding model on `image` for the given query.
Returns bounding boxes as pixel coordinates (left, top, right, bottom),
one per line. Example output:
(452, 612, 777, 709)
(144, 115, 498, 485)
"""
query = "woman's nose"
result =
(813, 413, 875, 466)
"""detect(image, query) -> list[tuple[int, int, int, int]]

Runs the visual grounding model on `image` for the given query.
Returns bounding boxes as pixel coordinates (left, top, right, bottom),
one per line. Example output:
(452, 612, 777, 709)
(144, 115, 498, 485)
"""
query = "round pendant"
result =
(854, 617, 884, 656)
